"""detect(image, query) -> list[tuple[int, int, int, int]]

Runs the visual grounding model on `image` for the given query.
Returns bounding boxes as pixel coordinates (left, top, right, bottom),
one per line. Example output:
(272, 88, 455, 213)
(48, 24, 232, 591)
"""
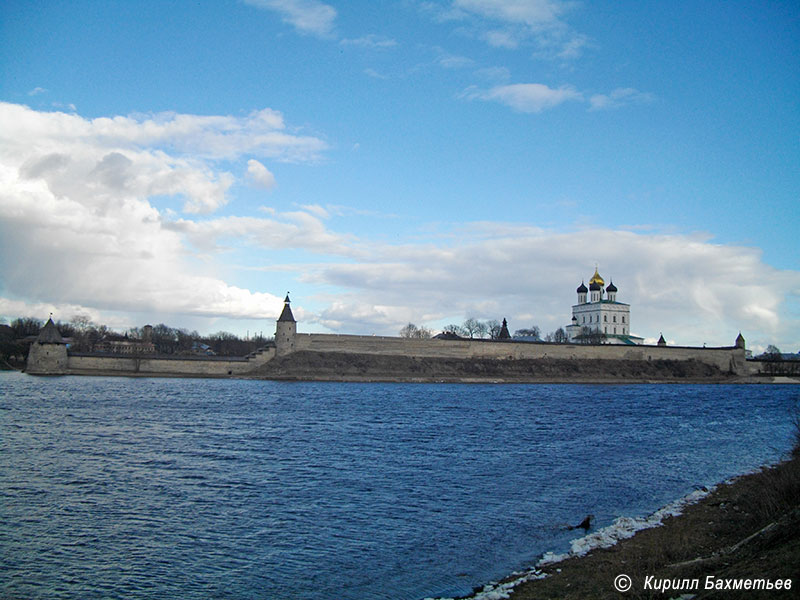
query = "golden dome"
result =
(588, 267, 604, 287)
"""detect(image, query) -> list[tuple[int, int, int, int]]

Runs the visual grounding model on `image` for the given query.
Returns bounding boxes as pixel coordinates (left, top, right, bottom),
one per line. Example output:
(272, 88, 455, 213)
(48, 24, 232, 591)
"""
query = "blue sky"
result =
(1, 0, 798, 351)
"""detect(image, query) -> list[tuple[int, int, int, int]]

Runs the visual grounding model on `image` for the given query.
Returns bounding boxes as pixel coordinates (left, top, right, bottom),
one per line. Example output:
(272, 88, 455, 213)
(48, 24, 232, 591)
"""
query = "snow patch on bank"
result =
(423, 570, 547, 600)
(540, 487, 713, 565)
(427, 486, 714, 600)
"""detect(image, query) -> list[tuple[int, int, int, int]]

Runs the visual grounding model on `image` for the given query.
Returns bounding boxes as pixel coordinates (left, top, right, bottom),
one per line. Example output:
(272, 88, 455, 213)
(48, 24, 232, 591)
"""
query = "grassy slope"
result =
(252, 350, 734, 382)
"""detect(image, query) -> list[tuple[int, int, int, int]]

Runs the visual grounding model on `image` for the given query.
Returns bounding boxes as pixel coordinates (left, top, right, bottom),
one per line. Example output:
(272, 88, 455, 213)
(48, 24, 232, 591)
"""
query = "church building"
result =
(565, 268, 644, 345)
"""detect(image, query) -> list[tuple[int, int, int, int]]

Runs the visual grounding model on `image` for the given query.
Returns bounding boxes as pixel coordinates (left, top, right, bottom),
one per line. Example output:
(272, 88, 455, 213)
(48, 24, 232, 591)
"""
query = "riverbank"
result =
(248, 350, 795, 384)
(458, 449, 800, 599)
(250, 350, 744, 382)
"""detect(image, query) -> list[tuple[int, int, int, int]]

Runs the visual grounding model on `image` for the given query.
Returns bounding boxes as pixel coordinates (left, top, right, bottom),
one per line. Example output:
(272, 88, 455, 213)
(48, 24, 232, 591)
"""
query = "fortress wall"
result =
(67, 354, 258, 376)
(292, 333, 746, 373)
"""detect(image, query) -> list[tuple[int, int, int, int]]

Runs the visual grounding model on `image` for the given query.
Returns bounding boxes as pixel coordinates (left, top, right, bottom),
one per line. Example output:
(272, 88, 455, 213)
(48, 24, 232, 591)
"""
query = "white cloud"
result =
(0, 102, 330, 325)
(466, 82, 582, 112)
(474, 66, 512, 82)
(590, 88, 655, 111)
(340, 34, 398, 48)
(244, 0, 337, 37)
(435, 50, 475, 69)
(27, 87, 48, 96)
(435, 0, 586, 59)
(482, 28, 520, 48)
(163, 209, 357, 256)
(299, 203, 330, 219)
(1, 104, 797, 349)
(0, 298, 103, 325)
(453, 0, 566, 26)
(1, 102, 324, 216)
(465, 83, 655, 115)
(246, 159, 277, 189)
(294, 226, 800, 350)
(364, 68, 390, 80)
(0, 154, 285, 319)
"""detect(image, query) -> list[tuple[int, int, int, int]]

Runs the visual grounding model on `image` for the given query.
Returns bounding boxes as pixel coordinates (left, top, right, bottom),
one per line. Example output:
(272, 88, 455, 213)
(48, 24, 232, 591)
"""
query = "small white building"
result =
(565, 268, 644, 345)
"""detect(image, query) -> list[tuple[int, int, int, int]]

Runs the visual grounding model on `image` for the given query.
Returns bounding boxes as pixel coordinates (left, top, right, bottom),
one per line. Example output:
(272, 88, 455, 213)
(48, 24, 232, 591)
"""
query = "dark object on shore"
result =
(568, 515, 594, 531)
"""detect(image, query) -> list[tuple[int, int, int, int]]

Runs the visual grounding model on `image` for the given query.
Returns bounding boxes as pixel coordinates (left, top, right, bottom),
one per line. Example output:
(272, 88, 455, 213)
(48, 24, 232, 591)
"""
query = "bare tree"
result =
(399, 323, 433, 339)
(461, 318, 481, 339)
(399, 323, 419, 338)
(416, 326, 433, 339)
(487, 320, 501, 340)
(443, 324, 464, 336)
(513, 326, 541, 340)
(462, 318, 490, 339)
(576, 326, 606, 345)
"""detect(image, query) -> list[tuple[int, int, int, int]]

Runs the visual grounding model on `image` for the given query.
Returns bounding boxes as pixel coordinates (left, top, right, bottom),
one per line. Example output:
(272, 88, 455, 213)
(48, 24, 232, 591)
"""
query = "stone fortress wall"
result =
(25, 291, 753, 378)
(65, 349, 276, 377)
(27, 331, 748, 378)
(291, 332, 747, 373)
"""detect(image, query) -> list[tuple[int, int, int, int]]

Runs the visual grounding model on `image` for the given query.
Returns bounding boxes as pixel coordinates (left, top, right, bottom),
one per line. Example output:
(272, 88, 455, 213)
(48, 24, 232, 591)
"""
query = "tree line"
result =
(0, 316, 271, 364)
(399, 319, 573, 342)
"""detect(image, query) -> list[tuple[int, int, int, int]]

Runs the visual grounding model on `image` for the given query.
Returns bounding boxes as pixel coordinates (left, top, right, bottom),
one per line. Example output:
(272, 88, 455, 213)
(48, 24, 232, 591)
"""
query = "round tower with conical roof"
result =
(275, 294, 297, 356)
(26, 317, 69, 374)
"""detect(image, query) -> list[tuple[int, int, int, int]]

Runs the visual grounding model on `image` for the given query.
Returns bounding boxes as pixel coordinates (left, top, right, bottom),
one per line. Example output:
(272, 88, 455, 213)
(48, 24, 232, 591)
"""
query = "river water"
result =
(0, 373, 796, 599)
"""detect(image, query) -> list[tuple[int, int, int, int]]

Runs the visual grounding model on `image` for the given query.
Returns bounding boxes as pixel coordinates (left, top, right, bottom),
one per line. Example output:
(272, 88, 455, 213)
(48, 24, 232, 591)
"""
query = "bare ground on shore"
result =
(250, 350, 742, 383)
(495, 453, 800, 599)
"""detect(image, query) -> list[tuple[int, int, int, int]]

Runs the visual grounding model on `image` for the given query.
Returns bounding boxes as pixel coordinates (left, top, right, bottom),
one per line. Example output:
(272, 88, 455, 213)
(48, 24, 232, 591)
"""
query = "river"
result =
(0, 372, 796, 599)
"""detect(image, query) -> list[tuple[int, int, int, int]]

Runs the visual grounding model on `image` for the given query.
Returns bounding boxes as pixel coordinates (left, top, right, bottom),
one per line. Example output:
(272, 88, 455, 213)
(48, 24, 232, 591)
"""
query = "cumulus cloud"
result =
(0, 102, 329, 324)
(465, 83, 582, 112)
(163, 210, 357, 256)
(295, 225, 800, 350)
(590, 88, 655, 111)
(244, 0, 337, 37)
(246, 159, 277, 189)
(1, 102, 324, 216)
(0, 157, 284, 319)
(1, 104, 797, 349)
(3, 103, 324, 162)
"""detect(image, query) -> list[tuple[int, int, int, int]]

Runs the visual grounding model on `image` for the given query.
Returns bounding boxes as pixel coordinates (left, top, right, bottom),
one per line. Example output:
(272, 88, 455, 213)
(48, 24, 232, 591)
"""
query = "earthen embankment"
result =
(249, 350, 740, 383)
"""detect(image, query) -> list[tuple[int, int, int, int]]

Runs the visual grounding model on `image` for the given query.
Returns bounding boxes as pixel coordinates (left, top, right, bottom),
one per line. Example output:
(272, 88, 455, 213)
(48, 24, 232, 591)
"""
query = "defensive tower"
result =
(275, 294, 297, 356)
(26, 317, 68, 374)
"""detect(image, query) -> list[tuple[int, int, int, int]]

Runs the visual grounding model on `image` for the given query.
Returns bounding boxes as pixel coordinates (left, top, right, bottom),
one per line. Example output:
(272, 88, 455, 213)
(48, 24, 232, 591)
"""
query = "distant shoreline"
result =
(19, 368, 799, 384)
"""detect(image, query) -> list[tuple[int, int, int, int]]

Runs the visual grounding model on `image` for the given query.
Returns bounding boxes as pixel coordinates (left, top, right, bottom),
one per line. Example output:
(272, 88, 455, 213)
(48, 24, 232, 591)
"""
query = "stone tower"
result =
(26, 318, 68, 374)
(275, 294, 297, 356)
(735, 332, 745, 349)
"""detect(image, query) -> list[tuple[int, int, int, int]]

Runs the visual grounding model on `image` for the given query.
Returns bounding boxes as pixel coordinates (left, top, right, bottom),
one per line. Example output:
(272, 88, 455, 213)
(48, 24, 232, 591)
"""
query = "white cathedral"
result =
(565, 268, 644, 345)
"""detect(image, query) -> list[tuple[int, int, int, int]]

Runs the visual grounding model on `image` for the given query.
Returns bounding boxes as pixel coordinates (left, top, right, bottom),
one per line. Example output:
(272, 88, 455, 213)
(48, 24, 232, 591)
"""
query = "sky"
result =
(1, 0, 798, 352)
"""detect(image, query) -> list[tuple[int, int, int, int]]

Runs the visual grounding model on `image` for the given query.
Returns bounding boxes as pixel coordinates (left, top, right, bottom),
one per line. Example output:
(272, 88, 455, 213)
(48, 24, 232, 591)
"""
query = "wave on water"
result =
(426, 486, 715, 600)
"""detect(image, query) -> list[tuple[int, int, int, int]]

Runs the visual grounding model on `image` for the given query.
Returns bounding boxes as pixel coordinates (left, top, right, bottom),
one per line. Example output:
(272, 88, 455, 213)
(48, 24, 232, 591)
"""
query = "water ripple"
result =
(1, 373, 795, 600)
